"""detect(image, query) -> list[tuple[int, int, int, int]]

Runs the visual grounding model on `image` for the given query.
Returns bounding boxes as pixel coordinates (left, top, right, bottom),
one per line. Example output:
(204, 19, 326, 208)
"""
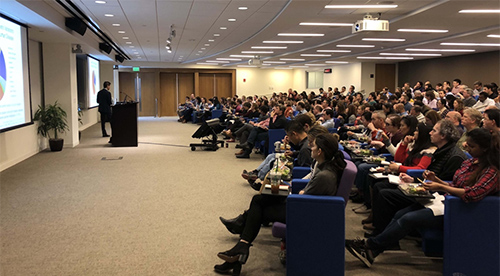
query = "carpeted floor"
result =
(0, 117, 442, 275)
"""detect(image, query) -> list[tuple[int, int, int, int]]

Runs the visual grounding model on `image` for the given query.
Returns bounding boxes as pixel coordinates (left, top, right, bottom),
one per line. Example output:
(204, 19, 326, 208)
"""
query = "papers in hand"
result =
(371, 173, 388, 179)
(264, 184, 289, 191)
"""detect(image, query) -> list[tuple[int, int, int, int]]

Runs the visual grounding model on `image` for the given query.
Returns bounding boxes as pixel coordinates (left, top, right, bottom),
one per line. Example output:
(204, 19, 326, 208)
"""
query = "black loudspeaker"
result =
(65, 17, 87, 36)
(99, 43, 112, 54)
(115, 55, 125, 63)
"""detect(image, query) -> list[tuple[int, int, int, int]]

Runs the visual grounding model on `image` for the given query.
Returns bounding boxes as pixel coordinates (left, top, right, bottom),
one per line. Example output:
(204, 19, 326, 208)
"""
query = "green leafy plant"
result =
(34, 101, 69, 140)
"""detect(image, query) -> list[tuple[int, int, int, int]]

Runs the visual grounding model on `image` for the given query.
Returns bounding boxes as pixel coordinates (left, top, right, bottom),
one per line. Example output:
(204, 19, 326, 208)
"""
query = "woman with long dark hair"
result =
(347, 128, 500, 267)
(215, 133, 346, 275)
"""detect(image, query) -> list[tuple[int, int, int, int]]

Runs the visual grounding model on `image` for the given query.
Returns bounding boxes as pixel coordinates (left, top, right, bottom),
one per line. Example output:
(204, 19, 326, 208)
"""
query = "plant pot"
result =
(49, 138, 64, 152)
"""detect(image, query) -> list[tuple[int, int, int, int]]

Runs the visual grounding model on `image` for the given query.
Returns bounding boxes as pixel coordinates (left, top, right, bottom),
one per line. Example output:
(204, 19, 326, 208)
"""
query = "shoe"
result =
(250, 181, 262, 191)
(364, 231, 375, 238)
(217, 241, 251, 264)
(214, 261, 242, 276)
(235, 150, 245, 156)
(235, 144, 243, 149)
(353, 205, 371, 214)
(236, 153, 250, 159)
(241, 170, 258, 180)
(363, 223, 375, 231)
(240, 142, 252, 150)
(345, 238, 374, 268)
(219, 214, 245, 235)
(103, 134, 110, 137)
(278, 250, 286, 265)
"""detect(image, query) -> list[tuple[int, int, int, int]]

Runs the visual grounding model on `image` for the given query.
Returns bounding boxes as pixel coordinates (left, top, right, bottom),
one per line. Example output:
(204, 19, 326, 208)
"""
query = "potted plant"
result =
(34, 101, 69, 151)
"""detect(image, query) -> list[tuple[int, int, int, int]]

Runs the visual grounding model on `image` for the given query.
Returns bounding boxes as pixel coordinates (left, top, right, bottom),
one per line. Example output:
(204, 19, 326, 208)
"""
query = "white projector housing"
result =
(352, 19, 389, 33)
(248, 58, 262, 66)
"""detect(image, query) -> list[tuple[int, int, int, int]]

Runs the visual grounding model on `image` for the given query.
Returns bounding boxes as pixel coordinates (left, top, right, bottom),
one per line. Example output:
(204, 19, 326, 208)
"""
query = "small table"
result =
(261, 184, 290, 197)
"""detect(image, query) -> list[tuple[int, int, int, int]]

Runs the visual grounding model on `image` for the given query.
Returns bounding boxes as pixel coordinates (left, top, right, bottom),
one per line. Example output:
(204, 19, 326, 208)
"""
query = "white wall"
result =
(236, 68, 294, 97)
(0, 40, 44, 171)
(322, 63, 362, 93)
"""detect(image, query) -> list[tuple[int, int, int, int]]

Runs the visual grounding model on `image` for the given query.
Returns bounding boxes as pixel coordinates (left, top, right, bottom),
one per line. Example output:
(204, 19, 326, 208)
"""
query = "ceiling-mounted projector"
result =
(248, 55, 262, 66)
(352, 14, 389, 33)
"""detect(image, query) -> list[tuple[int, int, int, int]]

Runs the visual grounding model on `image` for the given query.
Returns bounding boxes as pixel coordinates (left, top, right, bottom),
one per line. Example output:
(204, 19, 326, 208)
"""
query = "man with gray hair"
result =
(445, 111, 464, 137)
(462, 87, 477, 107)
(457, 109, 482, 150)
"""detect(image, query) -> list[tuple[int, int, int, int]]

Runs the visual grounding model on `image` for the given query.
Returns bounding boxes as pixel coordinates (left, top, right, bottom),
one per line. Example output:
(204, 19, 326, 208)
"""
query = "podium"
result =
(111, 102, 138, 147)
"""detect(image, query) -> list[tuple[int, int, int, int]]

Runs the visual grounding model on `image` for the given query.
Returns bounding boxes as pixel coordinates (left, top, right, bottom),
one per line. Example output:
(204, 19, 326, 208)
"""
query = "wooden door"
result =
(159, 73, 176, 116)
(118, 72, 136, 101)
(199, 73, 215, 99)
(178, 73, 195, 101)
(375, 64, 396, 92)
(215, 73, 232, 99)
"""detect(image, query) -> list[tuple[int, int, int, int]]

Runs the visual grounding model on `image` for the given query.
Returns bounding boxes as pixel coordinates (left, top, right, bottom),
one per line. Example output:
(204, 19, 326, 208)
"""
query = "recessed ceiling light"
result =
(305, 64, 327, 66)
(380, 53, 442, 56)
(214, 34, 220, 37)
(440, 42, 500, 47)
(217, 58, 242, 61)
(197, 63, 213, 65)
(112, 23, 120, 27)
(198, 51, 203, 53)
(122, 36, 129, 39)
(336, 45, 375, 48)
(251, 46, 287, 49)
(238, 7, 248, 10)
(206, 60, 229, 63)
(289, 66, 309, 68)
(278, 33, 324, 37)
(201, 48, 206, 50)
(263, 41, 304, 44)
(459, 10, 500, 13)
(362, 38, 406, 42)
(208, 39, 215, 42)
(228, 18, 236, 22)
(230, 55, 254, 58)
(129, 46, 135, 48)
(325, 61, 349, 64)
(95, 1, 106, 4)
(325, 5, 398, 9)
(238, 65, 257, 68)
(280, 58, 305, 61)
(398, 29, 448, 33)
(118, 31, 125, 34)
(301, 54, 331, 57)
(299, 22, 353, 26)
(317, 50, 351, 53)
(104, 14, 114, 17)
(196, 54, 200, 56)
(263, 61, 287, 64)
(205, 44, 210, 46)
(242, 51, 274, 54)
(406, 48, 475, 52)
(125, 42, 132, 44)
(220, 27, 227, 30)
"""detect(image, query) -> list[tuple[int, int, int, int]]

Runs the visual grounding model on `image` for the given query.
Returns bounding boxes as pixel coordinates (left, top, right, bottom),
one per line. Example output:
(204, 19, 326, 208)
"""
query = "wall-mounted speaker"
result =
(115, 55, 125, 63)
(65, 17, 87, 36)
(99, 43, 112, 54)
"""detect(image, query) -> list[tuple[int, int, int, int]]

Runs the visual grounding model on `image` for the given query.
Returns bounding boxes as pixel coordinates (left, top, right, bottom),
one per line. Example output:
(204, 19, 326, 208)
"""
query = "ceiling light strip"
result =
(183, 0, 293, 64)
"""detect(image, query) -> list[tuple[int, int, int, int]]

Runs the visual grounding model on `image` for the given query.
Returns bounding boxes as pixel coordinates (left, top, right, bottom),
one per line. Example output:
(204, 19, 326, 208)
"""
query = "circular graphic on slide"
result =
(92, 71, 96, 94)
(0, 47, 6, 101)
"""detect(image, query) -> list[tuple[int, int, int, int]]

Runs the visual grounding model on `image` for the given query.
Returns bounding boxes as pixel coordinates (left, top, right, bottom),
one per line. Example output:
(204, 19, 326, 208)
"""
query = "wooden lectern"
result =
(111, 102, 138, 147)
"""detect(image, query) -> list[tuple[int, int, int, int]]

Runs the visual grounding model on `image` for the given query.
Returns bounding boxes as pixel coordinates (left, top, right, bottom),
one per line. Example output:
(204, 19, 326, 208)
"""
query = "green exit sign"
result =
(132, 67, 140, 72)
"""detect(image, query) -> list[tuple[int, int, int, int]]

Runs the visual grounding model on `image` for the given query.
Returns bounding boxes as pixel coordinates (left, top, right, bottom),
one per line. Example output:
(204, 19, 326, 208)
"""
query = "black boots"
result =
(219, 212, 247, 235)
(214, 261, 242, 275)
(217, 241, 252, 264)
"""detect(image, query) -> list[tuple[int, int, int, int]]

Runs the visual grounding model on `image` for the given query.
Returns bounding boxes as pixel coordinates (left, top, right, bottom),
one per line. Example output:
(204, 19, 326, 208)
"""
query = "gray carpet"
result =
(0, 117, 442, 275)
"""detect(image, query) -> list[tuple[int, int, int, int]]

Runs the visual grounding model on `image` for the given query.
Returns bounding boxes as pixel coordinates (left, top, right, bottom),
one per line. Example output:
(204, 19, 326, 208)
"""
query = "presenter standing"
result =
(97, 81, 112, 137)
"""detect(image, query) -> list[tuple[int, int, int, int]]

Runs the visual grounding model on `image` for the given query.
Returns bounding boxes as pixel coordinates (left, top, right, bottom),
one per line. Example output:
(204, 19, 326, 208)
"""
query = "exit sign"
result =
(324, 68, 332, 74)
(132, 67, 140, 72)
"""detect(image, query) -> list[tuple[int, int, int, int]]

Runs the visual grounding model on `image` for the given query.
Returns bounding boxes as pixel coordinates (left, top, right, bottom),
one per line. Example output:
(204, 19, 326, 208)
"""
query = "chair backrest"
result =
(341, 150, 351, 160)
(268, 128, 287, 154)
(333, 118, 341, 128)
(336, 159, 357, 204)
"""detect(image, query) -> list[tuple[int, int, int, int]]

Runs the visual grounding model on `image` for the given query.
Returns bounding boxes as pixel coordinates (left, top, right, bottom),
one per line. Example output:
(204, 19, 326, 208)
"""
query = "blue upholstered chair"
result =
(272, 160, 358, 275)
(442, 195, 500, 276)
(267, 129, 287, 154)
(211, 109, 223, 119)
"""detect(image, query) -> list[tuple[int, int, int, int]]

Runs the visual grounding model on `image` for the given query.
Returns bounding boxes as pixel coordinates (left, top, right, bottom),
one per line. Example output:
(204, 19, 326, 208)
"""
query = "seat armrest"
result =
(292, 166, 311, 179)
(291, 179, 309, 194)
